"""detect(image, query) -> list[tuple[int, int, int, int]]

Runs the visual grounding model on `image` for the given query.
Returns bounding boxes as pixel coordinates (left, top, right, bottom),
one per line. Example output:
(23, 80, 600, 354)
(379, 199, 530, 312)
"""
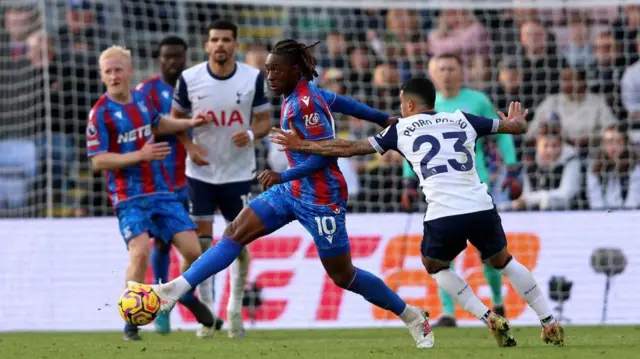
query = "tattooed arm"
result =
(289, 138, 378, 158)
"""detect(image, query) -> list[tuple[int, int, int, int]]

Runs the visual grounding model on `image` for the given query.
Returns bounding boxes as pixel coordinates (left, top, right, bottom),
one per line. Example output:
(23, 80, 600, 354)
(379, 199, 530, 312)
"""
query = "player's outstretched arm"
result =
(318, 88, 394, 127)
(91, 137, 171, 171)
(155, 113, 207, 135)
(270, 127, 376, 158)
(497, 102, 528, 135)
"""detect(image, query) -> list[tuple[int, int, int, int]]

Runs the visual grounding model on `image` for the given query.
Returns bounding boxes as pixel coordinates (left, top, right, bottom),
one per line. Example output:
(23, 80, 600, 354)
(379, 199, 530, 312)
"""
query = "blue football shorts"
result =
(248, 184, 349, 258)
(115, 193, 196, 246)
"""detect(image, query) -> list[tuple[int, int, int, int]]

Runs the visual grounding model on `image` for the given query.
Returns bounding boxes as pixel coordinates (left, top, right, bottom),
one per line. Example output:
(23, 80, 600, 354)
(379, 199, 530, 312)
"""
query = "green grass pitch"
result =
(1, 326, 639, 359)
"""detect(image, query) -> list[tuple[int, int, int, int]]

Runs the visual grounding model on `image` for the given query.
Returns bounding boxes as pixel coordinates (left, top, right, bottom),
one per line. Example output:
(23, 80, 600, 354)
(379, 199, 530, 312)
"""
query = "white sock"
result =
(432, 269, 491, 323)
(399, 305, 420, 325)
(165, 276, 192, 301)
(198, 276, 216, 314)
(500, 258, 555, 325)
(227, 247, 250, 314)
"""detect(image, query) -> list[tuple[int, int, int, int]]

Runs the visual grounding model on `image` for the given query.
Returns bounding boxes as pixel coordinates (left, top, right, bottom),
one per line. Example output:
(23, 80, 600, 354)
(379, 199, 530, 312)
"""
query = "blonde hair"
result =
(99, 45, 131, 64)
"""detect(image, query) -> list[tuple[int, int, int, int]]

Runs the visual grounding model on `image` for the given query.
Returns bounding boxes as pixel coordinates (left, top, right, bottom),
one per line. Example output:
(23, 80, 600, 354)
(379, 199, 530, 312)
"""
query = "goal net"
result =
(1, 0, 640, 330)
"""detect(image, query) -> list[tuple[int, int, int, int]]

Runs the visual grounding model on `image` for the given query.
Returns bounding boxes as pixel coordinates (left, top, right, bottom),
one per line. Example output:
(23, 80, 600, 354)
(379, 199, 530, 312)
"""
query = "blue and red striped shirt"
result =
(86, 90, 172, 207)
(280, 80, 348, 205)
(136, 75, 187, 190)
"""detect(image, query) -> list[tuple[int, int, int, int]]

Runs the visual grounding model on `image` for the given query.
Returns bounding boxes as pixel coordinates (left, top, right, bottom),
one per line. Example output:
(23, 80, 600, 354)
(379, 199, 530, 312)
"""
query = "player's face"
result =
(159, 44, 186, 79)
(434, 58, 462, 90)
(399, 91, 410, 118)
(100, 55, 132, 94)
(205, 29, 237, 65)
(265, 53, 297, 96)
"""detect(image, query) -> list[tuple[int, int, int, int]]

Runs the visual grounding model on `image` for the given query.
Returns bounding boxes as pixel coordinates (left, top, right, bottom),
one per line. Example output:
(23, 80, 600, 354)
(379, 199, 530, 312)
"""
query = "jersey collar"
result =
(206, 61, 237, 81)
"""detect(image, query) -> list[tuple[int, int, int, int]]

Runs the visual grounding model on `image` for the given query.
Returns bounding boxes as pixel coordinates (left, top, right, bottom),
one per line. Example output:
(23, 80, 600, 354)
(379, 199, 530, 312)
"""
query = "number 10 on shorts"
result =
(314, 216, 337, 243)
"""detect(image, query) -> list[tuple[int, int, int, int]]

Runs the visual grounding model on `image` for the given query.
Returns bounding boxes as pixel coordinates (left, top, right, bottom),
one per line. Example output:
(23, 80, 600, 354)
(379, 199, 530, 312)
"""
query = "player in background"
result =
(403, 53, 520, 326)
(136, 36, 223, 335)
(88, 45, 214, 341)
(271, 77, 565, 347)
(170, 19, 271, 338)
(131, 39, 436, 349)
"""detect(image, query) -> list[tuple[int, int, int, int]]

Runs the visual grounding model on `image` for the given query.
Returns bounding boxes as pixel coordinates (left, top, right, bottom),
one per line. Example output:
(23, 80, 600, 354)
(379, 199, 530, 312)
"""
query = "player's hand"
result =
(270, 127, 302, 151)
(401, 188, 418, 212)
(511, 197, 526, 211)
(257, 169, 282, 190)
(186, 143, 209, 166)
(386, 116, 399, 128)
(189, 112, 212, 128)
(231, 131, 251, 148)
(139, 136, 171, 162)
(498, 101, 529, 122)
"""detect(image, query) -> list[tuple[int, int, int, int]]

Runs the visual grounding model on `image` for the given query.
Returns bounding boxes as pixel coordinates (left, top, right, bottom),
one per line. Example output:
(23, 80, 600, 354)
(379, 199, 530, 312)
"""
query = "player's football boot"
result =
(487, 313, 517, 347)
(432, 315, 457, 327)
(228, 311, 246, 338)
(127, 281, 177, 313)
(493, 305, 506, 317)
(215, 317, 224, 331)
(196, 324, 215, 339)
(541, 322, 565, 346)
(123, 327, 142, 341)
(154, 311, 171, 334)
(405, 306, 435, 348)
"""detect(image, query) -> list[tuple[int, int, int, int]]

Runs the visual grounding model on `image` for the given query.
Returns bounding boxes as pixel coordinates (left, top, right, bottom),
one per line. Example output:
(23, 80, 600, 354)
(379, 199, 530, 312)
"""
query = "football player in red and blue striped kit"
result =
(134, 39, 435, 349)
(87, 45, 215, 341)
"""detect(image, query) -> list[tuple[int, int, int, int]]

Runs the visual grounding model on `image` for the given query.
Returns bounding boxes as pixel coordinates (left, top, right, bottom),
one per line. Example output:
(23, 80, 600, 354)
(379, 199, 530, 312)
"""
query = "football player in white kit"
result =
(271, 77, 565, 347)
(171, 19, 271, 338)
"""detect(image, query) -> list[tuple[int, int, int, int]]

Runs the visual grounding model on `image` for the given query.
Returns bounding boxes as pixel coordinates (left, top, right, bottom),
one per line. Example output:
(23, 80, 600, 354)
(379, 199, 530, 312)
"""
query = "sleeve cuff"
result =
(491, 119, 499, 133)
(368, 136, 385, 154)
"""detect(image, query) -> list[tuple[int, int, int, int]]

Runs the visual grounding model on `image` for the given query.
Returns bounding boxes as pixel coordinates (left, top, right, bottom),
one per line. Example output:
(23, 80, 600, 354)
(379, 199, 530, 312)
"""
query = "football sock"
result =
(150, 242, 170, 284)
(180, 294, 214, 327)
(438, 263, 456, 317)
(196, 236, 215, 313)
(227, 247, 250, 314)
(433, 268, 490, 322)
(483, 264, 503, 306)
(182, 236, 243, 289)
(439, 286, 456, 317)
(346, 267, 407, 317)
(499, 258, 555, 326)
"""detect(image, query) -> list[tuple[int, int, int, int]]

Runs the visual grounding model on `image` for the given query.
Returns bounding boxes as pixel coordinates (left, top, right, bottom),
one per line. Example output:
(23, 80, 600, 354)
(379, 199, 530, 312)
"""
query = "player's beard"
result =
(213, 51, 229, 66)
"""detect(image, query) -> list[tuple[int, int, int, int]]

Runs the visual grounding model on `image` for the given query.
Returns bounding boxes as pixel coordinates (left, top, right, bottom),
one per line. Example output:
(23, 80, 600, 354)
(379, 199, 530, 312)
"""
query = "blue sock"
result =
(151, 243, 170, 284)
(124, 323, 137, 332)
(182, 236, 243, 287)
(179, 288, 197, 304)
(347, 267, 407, 316)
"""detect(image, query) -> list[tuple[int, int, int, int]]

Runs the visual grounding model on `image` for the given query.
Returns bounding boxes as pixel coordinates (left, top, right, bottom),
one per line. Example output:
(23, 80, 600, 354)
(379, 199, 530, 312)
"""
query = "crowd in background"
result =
(1, 0, 640, 217)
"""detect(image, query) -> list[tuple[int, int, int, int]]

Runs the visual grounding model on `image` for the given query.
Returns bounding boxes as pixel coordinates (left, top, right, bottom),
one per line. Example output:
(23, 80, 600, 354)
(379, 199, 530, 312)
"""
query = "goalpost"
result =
(1, 0, 640, 330)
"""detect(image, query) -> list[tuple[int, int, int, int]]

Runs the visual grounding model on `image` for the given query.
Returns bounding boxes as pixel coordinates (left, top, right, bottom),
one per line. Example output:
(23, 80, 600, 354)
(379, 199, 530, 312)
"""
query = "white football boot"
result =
(127, 281, 177, 314)
(227, 311, 246, 338)
(196, 324, 215, 339)
(405, 306, 435, 348)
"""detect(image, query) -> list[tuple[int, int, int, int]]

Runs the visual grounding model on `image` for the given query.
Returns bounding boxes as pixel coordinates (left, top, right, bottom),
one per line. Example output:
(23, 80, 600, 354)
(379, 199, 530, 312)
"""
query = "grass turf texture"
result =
(1, 326, 639, 359)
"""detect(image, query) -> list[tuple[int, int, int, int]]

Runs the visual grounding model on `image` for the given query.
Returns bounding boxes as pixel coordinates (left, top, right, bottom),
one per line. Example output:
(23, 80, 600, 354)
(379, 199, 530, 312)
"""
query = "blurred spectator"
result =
(57, 0, 118, 57)
(385, 9, 421, 43)
(586, 31, 627, 119)
(563, 17, 596, 68)
(1, 5, 41, 60)
(371, 62, 401, 113)
(467, 54, 491, 91)
(587, 125, 640, 209)
(318, 31, 348, 71)
(526, 67, 616, 155)
(427, 9, 490, 61)
(621, 34, 640, 129)
(399, 32, 428, 82)
(612, 5, 640, 64)
(345, 45, 375, 99)
(517, 20, 562, 106)
(507, 130, 581, 211)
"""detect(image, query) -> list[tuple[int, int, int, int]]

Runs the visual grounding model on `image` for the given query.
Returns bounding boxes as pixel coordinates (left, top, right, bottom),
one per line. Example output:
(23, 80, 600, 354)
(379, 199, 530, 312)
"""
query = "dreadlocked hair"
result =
(271, 39, 321, 81)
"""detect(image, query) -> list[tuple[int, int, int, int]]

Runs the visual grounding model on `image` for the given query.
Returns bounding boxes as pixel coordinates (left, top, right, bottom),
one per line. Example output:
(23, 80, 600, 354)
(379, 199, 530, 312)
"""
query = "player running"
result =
(130, 39, 435, 349)
(136, 36, 223, 335)
(87, 45, 214, 341)
(169, 19, 271, 338)
(270, 77, 565, 347)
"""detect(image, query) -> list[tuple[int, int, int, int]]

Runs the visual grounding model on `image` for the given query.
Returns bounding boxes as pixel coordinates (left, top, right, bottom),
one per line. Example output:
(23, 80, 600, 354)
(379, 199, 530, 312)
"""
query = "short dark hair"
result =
(401, 77, 436, 108)
(157, 35, 187, 51)
(208, 19, 238, 39)
(270, 39, 321, 81)
(434, 52, 463, 65)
